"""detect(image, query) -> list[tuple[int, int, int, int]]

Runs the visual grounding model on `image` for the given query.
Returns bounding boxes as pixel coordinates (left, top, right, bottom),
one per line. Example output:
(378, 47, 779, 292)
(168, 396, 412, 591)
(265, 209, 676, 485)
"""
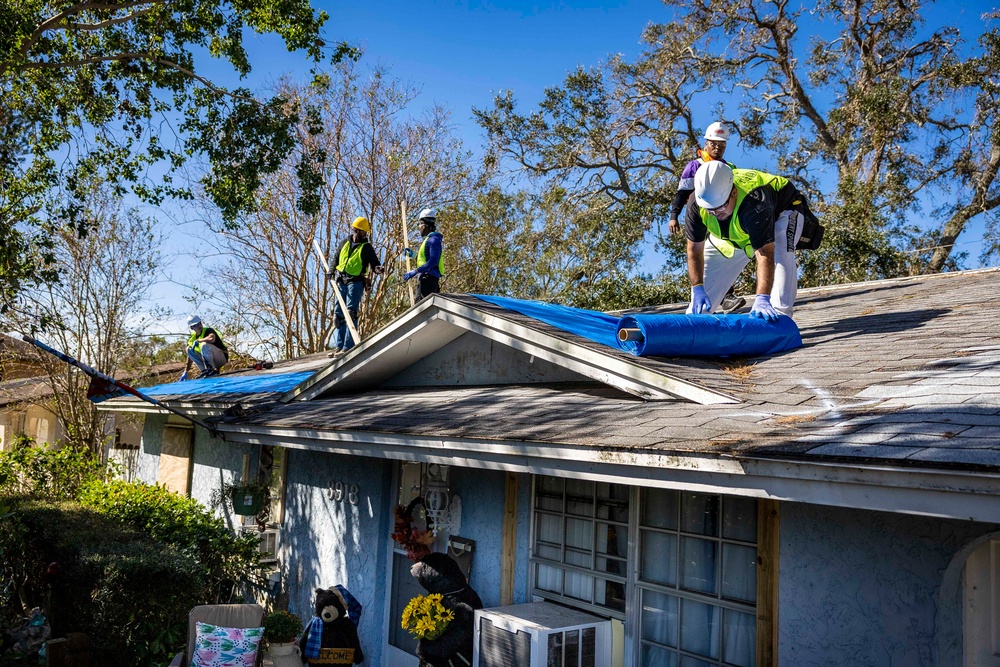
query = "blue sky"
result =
(150, 0, 998, 337)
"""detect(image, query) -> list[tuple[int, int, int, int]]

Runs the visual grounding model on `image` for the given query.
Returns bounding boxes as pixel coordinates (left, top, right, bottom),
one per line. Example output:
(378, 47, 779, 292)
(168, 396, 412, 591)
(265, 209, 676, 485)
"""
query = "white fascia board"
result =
(95, 401, 230, 416)
(219, 424, 1000, 523)
(287, 295, 737, 405)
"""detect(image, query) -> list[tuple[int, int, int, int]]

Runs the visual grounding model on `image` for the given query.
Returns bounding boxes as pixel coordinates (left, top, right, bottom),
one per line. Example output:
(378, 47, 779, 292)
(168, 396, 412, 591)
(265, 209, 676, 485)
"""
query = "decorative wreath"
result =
(390, 500, 434, 561)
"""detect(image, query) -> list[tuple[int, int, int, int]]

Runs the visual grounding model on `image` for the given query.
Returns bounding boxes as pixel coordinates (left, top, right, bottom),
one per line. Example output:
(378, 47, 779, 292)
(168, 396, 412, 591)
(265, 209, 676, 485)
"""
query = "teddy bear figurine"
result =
(409, 553, 483, 667)
(299, 586, 364, 665)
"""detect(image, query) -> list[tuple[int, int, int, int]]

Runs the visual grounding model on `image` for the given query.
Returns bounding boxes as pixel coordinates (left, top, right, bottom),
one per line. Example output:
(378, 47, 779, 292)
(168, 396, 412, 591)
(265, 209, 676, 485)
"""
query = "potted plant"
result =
(264, 610, 303, 667)
(212, 478, 271, 517)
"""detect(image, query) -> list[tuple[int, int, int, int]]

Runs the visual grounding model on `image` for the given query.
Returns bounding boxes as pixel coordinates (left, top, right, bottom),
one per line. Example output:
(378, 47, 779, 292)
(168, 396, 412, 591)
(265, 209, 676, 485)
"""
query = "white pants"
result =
(689, 210, 803, 317)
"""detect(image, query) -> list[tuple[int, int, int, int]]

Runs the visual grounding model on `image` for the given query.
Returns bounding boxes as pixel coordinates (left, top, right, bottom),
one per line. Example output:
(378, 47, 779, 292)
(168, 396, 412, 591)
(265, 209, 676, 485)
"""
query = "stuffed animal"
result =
(299, 586, 364, 665)
(410, 553, 483, 667)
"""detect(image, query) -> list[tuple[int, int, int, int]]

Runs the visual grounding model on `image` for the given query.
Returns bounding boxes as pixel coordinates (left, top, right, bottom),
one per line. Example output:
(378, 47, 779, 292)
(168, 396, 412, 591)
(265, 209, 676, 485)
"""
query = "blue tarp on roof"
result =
(143, 371, 315, 396)
(473, 294, 801, 357)
(474, 294, 622, 349)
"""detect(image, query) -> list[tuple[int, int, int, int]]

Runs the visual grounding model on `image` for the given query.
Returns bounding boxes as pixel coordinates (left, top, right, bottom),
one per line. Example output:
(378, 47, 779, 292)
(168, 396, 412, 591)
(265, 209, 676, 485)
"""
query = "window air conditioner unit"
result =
(240, 526, 279, 562)
(474, 601, 612, 667)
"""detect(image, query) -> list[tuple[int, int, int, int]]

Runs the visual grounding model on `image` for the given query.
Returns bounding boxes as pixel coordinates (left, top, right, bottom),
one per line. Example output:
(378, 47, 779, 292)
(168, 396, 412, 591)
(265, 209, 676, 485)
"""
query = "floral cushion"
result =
(190, 622, 264, 667)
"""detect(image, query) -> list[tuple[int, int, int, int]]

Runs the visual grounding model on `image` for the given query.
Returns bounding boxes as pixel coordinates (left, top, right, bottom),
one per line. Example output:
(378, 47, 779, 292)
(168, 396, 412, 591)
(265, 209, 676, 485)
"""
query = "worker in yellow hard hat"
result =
(328, 216, 384, 357)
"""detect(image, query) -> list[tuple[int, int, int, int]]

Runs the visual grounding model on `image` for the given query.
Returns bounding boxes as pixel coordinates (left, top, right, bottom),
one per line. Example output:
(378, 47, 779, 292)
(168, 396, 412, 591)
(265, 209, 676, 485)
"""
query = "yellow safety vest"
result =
(699, 169, 789, 258)
(336, 241, 367, 276)
(417, 232, 445, 276)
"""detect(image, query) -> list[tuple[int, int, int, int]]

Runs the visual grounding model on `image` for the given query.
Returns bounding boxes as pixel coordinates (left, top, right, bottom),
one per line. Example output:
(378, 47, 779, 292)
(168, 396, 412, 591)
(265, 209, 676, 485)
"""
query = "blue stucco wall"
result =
(189, 428, 255, 528)
(281, 449, 393, 667)
(450, 468, 506, 606)
(779, 502, 998, 666)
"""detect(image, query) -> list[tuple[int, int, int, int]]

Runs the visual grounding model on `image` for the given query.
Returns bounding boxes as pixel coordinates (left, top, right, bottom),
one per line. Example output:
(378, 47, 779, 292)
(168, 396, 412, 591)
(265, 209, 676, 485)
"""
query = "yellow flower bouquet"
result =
(401, 593, 455, 641)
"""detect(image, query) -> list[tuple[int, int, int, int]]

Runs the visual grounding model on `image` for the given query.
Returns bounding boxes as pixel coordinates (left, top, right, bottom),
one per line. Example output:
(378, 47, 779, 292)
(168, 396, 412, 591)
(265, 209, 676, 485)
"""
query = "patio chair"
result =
(167, 603, 266, 667)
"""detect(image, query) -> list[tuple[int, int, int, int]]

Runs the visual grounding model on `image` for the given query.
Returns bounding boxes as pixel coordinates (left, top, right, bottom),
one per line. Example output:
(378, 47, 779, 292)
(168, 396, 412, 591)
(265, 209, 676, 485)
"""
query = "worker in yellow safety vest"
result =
(403, 208, 445, 302)
(685, 162, 823, 321)
(328, 216, 384, 357)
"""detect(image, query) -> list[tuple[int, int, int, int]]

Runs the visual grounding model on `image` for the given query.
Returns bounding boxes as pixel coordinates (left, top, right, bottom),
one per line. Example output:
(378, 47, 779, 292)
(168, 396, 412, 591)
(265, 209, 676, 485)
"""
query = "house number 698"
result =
(327, 481, 360, 506)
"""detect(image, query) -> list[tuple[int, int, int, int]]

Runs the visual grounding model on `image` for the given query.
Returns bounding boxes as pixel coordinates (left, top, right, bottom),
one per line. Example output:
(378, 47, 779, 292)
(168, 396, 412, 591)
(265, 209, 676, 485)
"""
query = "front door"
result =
(385, 462, 424, 667)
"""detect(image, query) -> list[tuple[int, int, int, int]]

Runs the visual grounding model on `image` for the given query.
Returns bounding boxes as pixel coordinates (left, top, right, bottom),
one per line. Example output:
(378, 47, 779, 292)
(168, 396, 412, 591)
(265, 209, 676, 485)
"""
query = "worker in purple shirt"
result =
(403, 208, 445, 302)
(668, 122, 736, 235)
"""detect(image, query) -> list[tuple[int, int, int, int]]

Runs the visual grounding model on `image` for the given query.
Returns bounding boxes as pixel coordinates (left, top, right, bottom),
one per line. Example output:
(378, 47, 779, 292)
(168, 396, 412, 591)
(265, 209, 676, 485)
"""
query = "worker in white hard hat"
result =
(685, 162, 823, 321)
(403, 208, 445, 302)
(181, 315, 229, 380)
(328, 216, 384, 357)
(668, 122, 736, 235)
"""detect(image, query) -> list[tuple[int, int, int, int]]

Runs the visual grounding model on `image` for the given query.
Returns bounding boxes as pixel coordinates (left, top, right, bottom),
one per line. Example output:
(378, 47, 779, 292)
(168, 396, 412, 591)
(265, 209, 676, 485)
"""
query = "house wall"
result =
(23, 404, 62, 445)
(779, 502, 999, 667)
(276, 453, 533, 667)
(281, 448, 394, 666)
(450, 469, 533, 607)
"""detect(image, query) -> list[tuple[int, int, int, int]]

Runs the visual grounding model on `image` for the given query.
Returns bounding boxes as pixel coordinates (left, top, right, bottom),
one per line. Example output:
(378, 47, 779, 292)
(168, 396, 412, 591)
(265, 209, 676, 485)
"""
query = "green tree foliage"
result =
(476, 1, 999, 283)
(0, 0, 344, 311)
(444, 184, 685, 310)
(4, 187, 167, 452)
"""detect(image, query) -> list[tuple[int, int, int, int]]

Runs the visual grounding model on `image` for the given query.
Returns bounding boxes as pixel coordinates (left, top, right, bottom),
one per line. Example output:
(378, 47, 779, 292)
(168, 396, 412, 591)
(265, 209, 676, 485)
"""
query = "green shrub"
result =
(0, 444, 116, 500)
(77, 480, 265, 602)
(0, 499, 203, 667)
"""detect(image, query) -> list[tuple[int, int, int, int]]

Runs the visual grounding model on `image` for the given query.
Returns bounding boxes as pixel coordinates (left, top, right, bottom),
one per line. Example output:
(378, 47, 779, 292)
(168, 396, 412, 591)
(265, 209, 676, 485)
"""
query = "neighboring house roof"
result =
(0, 361, 187, 410)
(0, 334, 47, 381)
(104, 267, 1000, 522)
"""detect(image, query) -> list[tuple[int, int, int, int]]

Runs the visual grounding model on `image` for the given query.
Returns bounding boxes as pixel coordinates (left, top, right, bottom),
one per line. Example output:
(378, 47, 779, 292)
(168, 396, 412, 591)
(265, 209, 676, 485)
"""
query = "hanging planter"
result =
(213, 479, 271, 520)
(232, 488, 265, 516)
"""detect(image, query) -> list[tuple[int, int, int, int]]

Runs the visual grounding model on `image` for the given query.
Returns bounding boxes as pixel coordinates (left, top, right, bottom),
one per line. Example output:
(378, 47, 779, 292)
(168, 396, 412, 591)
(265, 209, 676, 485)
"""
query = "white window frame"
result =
(529, 476, 761, 667)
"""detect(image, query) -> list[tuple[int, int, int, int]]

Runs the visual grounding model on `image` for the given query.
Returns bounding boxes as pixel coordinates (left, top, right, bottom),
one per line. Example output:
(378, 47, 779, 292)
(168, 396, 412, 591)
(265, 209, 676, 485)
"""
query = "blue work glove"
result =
(749, 294, 780, 322)
(690, 285, 712, 314)
(403, 247, 415, 259)
(179, 371, 188, 382)
(403, 270, 417, 281)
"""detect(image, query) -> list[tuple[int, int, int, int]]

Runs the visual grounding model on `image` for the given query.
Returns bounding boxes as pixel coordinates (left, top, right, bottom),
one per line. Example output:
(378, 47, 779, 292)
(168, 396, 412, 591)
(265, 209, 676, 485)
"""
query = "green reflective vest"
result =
(417, 232, 445, 276)
(187, 327, 226, 354)
(699, 169, 789, 258)
(336, 241, 367, 276)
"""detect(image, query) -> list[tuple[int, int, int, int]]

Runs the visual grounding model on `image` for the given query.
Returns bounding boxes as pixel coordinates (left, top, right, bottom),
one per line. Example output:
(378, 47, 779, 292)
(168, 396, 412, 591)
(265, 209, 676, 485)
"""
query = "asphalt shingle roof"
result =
(221, 268, 1000, 471)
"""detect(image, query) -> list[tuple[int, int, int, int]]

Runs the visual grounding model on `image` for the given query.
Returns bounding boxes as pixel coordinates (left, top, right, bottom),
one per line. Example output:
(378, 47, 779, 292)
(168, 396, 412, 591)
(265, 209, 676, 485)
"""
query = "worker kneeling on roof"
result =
(685, 162, 823, 322)
(329, 216, 384, 357)
(181, 315, 229, 380)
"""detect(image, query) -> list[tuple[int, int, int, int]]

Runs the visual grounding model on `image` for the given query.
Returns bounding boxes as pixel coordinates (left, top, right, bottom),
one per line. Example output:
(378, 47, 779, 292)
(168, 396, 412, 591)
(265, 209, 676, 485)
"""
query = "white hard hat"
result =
(694, 161, 735, 210)
(417, 208, 436, 222)
(187, 315, 202, 328)
(704, 122, 730, 142)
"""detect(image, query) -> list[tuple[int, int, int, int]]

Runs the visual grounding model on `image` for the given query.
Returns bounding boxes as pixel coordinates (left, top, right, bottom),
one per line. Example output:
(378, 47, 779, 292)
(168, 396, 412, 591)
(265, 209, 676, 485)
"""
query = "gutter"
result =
(217, 422, 1000, 524)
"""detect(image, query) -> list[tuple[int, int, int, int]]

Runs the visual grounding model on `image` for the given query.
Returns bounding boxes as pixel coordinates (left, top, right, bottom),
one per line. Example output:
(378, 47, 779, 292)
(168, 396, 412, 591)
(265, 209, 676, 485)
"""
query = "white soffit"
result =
(283, 295, 737, 405)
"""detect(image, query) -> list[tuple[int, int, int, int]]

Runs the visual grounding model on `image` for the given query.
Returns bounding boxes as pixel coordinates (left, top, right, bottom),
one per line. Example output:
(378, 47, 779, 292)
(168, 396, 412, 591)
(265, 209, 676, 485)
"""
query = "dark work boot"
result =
(721, 295, 746, 314)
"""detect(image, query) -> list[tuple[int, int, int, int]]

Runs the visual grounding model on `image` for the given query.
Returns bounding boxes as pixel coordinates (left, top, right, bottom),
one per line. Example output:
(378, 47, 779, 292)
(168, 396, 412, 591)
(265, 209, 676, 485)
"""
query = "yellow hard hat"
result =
(352, 216, 371, 233)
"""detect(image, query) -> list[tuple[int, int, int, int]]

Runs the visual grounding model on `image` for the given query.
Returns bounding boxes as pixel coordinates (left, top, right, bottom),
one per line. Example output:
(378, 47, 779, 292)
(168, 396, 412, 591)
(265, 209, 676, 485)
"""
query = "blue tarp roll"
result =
(474, 294, 802, 358)
(617, 313, 802, 357)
